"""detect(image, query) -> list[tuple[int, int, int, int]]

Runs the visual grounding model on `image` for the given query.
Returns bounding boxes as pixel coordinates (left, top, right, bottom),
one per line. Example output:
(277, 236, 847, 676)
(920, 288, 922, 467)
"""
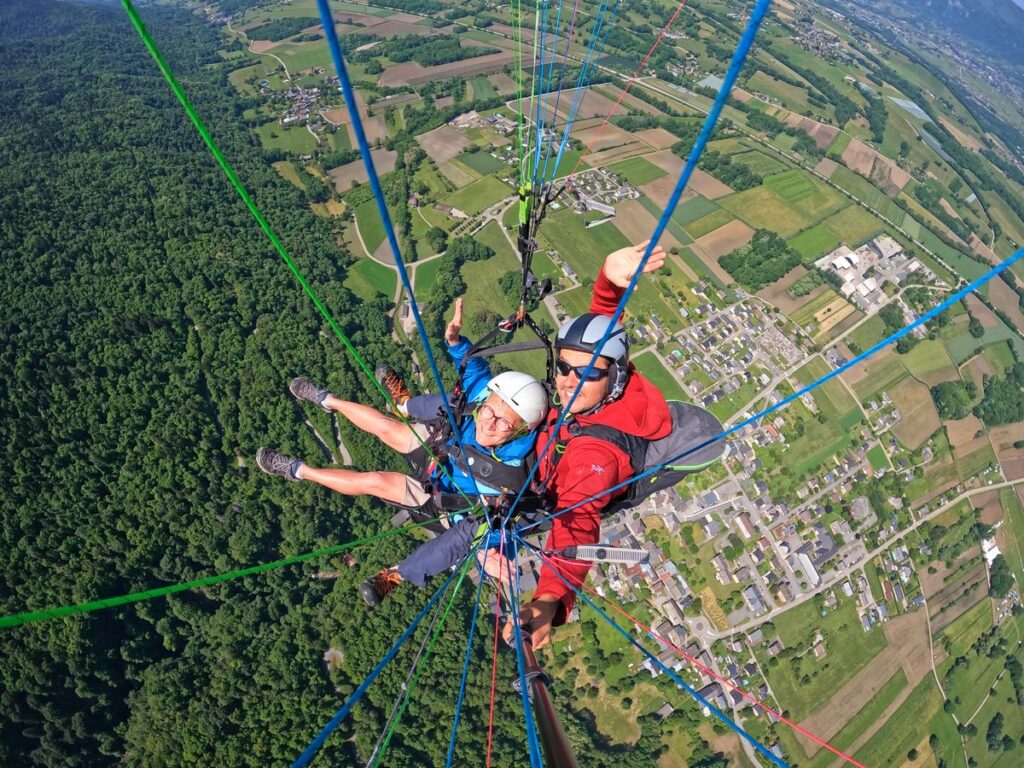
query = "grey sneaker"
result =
(256, 447, 302, 482)
(289, 377, 331, 412)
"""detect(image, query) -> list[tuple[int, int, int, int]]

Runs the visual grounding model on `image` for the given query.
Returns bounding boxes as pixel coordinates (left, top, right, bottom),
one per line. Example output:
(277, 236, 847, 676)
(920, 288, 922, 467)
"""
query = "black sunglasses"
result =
(555, 358, 611, 381)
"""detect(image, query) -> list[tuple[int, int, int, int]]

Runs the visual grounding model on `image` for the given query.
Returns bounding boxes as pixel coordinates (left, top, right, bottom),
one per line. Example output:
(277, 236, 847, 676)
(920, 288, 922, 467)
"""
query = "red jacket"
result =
(533, 268, 671, 624)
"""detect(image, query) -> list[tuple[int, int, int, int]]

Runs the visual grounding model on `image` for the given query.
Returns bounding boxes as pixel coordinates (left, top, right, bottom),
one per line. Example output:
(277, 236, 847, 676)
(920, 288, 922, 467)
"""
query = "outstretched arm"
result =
(445, 298, 492, 397)
(590, 240, 667, 315)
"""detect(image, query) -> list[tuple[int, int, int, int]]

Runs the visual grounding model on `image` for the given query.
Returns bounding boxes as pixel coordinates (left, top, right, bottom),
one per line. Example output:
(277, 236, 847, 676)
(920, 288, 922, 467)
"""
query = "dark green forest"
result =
(0, 2, 533, 765)
(0, 2, 733, 766)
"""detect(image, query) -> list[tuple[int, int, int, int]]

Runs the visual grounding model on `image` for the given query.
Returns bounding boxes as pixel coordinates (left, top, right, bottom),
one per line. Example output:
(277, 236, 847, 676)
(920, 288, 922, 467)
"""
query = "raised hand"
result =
(601, 240, 667, 288)
(445, 297, 464, 345)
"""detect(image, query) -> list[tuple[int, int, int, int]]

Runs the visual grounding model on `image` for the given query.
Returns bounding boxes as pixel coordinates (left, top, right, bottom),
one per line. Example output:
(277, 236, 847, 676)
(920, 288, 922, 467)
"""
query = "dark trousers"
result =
(404, 393, 451, 423)
(397, 518, 482, 587)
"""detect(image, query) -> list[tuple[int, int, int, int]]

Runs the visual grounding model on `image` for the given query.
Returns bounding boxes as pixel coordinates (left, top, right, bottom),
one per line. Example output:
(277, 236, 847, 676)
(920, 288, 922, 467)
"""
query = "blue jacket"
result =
(431, 336, 536, 499)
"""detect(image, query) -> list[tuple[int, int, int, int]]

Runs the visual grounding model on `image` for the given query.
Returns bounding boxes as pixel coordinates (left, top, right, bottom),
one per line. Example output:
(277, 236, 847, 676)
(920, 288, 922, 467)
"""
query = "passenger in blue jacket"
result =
(256, 300, 548, 603)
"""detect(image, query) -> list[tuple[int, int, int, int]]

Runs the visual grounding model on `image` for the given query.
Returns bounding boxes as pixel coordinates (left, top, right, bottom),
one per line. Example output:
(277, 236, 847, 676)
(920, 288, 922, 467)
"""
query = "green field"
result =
(794, 356, 861, 429)
(455, 149, 503, 175)
(826, 130, 853, 158)
(674, 194, 720, 226)
(819, 204, 886, 247)
(853, 676, 945, 767)
(343, 257, 396, 300)
(685, 209, 735, 239)
(829, 165, 907, 226)
(787, 224, 841, 260)
(1000, 487, 1024, 581)
(606, 157, 667, 185)
(956, 442, 997, 482)
(729, 149, 788, 177)
(718, 186, 813, 238)
(943, 319, 1024, 363)
(846, 314, 886, 350)
(469, 75, 498, 100)
(795, 668, 908, 768)
(413, 258, 442, 295)
(850, 351, 908, 401)
(982, 340, 1016, 373)
(866, 444, 889, 471)
(253, 121, 319, 155)
(632, 352, 688, 402)
(355, 198, 386, 254)
(763, 169, 848, 221)
(902, 339, 959, 384)
(676, 246, 726, 289)
(764, 599, 887, 721)
(790, 288, 843, 327)
(637, 196, 693, 246)
(441, 176, 513, 215)
(272, 160, 304, 190)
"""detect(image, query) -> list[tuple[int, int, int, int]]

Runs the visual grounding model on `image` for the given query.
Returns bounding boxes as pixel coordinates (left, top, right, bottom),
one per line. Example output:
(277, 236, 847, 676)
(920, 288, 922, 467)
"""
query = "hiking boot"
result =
(375, 365, 411, 410)
(289, 376, 331, 412)
(256, 447, 302, 482)
(360, 568, 402, 607)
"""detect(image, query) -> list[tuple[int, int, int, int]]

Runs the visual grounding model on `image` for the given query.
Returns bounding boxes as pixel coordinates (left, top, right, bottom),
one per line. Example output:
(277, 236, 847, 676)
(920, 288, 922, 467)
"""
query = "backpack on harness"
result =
(553, 400, 727, 516)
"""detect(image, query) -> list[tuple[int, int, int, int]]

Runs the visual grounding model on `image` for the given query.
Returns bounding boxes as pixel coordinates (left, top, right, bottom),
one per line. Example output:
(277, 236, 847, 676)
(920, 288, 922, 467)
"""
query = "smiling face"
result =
(473, 393, 525, 448)
(555, 347, 612, 415)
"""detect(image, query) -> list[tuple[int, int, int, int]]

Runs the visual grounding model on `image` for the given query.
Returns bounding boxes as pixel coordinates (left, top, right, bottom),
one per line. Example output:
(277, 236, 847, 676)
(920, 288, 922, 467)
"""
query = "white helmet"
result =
(486, 371, 549, 430)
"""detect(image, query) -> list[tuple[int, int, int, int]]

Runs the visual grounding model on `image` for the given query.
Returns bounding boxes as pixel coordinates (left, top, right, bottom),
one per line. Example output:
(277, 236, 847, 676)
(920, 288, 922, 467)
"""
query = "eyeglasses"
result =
(477, 403, 517, 433)
(555, 358, 610, 381)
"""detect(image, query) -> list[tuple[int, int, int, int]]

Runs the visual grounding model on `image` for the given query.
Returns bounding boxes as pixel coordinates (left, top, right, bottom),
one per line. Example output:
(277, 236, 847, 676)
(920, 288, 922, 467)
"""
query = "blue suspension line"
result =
(532, 0, 553, 183)
(520, 243, 1024, 533)
(504, 0, 774, 527)
(532, 0, 567, 183)
(516, 536, 789, 768)
(535, 0, 584, 186)
(291, 559, 466, 768)
(510, 536, 545, 768)
(315, 0, 483, 499)
(548, 0, 618, 183)
(445, 535, 493, 767)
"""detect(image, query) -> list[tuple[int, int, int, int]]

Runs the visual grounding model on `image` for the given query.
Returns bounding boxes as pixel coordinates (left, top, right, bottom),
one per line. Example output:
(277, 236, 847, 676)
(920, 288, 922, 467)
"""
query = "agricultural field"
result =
(761, 599, 888, 722)
(902, 339, 960, 386)
(728, 149, 788, 177)
(632, 352, 689, 402)
(762, 169, 847, 221)
(717, 186, 813, 238)
(684, 209, 736, 240)
(844, 347, 907, 402)
(440, 176, 512, 215)
(343, 256, 396, 301)
(253, 122, 319, 155)
(787, 224, 841, 260)
(818, 204, 886, 247)
(354, 198, 387, 255)
(794, 357, 861, 429)
(606, 157, 667, 185)
(453, 148, 503, 176)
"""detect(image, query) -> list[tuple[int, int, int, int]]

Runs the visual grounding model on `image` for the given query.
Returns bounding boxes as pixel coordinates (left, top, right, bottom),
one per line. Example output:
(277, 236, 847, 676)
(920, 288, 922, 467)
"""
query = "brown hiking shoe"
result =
(375, 365, 411, 410)
(359, 568, 402, 607)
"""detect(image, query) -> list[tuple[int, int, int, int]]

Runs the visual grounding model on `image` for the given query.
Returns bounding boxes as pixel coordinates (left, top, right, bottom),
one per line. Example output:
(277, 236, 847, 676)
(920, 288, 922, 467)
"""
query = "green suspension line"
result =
(120, 0, 477, 510)
(0, 520, 446, 629)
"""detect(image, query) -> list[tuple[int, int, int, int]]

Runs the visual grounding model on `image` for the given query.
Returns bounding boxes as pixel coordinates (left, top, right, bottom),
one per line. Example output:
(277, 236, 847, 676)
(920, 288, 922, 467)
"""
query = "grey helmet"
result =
(555, 313, 630, 401)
